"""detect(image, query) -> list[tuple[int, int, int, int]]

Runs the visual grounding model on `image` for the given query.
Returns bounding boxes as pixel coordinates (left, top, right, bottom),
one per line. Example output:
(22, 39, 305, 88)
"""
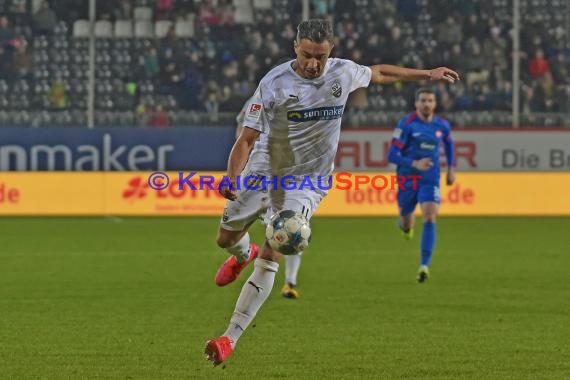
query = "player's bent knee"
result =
(216, 229, 241, 249)
(215, 235, 229, 249)
(423, 214, 437, 223)
(260, 242, 281, 262)
(216, 237, 229, 249)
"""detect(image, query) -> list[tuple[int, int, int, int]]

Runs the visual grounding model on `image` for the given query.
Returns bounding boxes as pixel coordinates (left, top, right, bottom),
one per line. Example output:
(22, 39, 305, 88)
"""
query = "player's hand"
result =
(412, 158, 433, 171)
(219, 177, 237, 201)
(429, 67, 460, 83)
(446, 168, 456, 186)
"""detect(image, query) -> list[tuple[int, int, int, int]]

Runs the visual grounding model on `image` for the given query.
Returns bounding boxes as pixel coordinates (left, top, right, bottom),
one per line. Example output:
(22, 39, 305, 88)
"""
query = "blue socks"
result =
(421, 221, 436, 266)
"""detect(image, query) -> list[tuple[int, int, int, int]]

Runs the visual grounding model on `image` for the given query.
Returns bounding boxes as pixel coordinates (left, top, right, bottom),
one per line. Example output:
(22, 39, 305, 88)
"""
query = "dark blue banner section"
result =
(0, 127, 235, 171)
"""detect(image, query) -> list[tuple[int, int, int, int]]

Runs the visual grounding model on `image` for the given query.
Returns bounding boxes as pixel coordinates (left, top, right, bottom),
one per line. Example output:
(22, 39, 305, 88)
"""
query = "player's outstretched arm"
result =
(369, 65, 460, 85)
(443, 128, 456, 185)
(220, 126, 260, 200)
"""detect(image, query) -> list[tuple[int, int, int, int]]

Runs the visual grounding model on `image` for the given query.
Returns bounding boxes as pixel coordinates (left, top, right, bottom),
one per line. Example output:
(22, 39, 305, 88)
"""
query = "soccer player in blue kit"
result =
(388, 88, 456, 283)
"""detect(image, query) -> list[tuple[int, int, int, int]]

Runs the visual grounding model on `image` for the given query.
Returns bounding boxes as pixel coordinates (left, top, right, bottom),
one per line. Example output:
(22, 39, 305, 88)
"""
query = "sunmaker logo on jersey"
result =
(287, 105, 344, 122)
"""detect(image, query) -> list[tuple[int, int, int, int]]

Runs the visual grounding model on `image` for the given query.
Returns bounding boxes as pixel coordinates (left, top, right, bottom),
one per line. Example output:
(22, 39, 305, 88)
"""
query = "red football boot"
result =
(204, 336, 233, 366)
(215, 243, 259, 286)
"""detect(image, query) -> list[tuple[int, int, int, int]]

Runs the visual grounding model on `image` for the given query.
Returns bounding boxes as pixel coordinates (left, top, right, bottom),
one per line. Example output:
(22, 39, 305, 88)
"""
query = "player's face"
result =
(293, 38, 333, 79)
(415, 93, 436, 117)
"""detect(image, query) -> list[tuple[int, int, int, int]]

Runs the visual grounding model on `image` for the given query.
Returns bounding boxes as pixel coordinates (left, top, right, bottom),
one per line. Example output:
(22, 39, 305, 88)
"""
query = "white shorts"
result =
(219, 171, 325, 231)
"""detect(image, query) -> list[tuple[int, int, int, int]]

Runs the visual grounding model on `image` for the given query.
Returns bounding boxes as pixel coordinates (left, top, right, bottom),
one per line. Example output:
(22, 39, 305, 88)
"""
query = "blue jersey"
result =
(388, 111, 455, 188)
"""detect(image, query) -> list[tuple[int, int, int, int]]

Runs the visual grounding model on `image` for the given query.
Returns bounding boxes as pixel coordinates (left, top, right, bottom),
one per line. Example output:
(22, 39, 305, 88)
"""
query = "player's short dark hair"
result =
(415, 88, 436, 100)
(296, 19, 334, 44)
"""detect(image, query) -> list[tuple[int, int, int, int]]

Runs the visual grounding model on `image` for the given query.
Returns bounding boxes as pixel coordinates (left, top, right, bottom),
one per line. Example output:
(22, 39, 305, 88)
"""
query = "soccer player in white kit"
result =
(205, 19, 459, 365)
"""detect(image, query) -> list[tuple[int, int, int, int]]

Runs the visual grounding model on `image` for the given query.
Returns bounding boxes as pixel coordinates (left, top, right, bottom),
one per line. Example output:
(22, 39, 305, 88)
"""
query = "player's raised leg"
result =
(206, 189, 321, 365)
(282, 253, 301, 299)
(417, 200, 439, 283)
(214, 175, 270, 287)
(205, 240, 280, 365)
(215, 224, 259, 286)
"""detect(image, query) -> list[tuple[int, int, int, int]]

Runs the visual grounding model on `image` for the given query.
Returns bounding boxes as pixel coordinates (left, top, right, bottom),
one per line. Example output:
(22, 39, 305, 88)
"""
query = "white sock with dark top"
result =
(223, 258, 279, 347)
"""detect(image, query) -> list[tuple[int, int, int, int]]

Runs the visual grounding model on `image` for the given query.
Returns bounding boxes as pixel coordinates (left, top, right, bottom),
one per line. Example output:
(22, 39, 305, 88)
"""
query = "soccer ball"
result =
(265, 210, 312, 255)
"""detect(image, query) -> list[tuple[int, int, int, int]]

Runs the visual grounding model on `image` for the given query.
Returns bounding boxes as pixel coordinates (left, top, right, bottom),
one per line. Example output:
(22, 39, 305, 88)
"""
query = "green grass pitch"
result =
(1, 216, 569, 379)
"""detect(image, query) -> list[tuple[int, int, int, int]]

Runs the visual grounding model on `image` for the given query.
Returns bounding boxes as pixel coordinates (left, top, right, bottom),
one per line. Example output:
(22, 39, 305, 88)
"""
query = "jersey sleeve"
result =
(344, 59, 372, 93)
(235, 101, 247, 125)
(391, 118, 410, 150)
(387, 118, 414, 167)
(442, 120, 456, 167)
(242, 81, 273, 133)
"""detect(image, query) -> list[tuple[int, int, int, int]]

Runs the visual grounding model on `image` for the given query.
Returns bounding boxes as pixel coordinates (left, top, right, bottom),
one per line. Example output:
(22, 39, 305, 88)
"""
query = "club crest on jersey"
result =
(287, 106, 344, 122)
(435, 130, 443, 138)
(331, 81, 342, 98)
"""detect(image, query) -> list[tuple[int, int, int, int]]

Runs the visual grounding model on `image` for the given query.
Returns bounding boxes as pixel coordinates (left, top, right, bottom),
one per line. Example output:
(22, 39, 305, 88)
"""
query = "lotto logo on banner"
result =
(110, 173, 227, 214)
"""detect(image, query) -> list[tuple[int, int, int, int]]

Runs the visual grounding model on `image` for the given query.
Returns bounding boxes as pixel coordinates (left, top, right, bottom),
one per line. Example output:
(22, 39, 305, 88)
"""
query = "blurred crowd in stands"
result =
(0, 0, 568, 127)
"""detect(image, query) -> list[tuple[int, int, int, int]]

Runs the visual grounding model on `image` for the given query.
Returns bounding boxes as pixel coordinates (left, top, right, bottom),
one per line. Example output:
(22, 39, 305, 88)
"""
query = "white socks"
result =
(285, 253, 302, 286)
(225, 233, 251, 263)
(223, 258, 279, 347)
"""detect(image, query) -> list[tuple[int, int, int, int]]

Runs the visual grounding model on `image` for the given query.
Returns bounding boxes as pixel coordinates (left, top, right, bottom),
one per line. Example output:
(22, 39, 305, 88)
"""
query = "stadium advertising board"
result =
(1, 172, 569, 216)
(0, 127, 234, 171)
(1, 128, 569, 172)
(337, 130, 570, 172)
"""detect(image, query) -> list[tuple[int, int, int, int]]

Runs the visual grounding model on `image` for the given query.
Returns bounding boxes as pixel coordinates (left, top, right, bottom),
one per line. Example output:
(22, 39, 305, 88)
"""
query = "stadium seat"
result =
(252, 0, 272, 9)
(134, 21, 154, 38)
(54, 21, 69, 36)
(95, 20, 113, 37)
(73, 20, 90, 38)
(52, 36, 70, 50)
(234, 0, 254, 24)
(0, 80, 8, 93)
(134, 6, 153, 21)
(33, 35, 49, 49)
(175, 20, 194, 38)
(114, 21, 133, 38)
(70, 110, 86, 125)
(154, 20, 173, 38)
(71, 38, 89, 50)
(113, 39, 132, 50)
(0, 111, 11, 126)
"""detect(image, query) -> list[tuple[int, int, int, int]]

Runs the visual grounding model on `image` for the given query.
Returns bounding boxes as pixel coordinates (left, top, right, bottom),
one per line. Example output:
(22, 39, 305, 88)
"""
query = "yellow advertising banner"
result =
(318, 172, 570, 216)
(0, 172, 569, 216)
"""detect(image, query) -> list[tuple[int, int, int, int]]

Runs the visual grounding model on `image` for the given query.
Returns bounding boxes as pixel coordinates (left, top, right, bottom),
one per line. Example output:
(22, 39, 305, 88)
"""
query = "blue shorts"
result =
(397, 184, 441, 216)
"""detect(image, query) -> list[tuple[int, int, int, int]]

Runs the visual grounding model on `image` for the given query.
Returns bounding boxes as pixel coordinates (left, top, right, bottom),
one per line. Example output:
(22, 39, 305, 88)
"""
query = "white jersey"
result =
(241, 58, 372, 179)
